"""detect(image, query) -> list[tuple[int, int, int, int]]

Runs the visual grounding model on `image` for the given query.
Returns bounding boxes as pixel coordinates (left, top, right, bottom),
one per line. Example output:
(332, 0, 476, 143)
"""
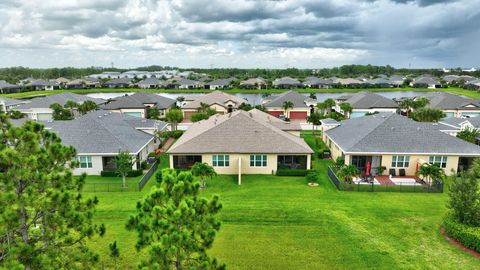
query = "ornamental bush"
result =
(443, 214, 480, 253)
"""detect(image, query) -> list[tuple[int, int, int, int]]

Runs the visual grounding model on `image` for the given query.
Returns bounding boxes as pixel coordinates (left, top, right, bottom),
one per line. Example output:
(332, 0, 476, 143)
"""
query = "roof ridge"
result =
(345, 113, 395, 151)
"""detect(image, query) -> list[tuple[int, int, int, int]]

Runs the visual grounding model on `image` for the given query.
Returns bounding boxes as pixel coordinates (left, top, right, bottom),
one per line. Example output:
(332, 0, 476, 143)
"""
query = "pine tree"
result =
(109, 241, 120, 270)
(0, 115, 105, 269)
(126, 169, 224, 270)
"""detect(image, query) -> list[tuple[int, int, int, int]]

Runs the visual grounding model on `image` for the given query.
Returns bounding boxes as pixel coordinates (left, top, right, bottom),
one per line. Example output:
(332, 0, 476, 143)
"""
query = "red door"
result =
(268, 111, 283, 117)
(289, 111, 307, 120)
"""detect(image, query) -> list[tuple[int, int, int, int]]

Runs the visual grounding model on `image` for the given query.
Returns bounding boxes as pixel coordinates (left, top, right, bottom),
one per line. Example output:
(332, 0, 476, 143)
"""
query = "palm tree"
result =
(316, 102, 328, 115)
(197, 102, 211, 114)
(411, 108, 445, 122)
(307, 112, 321, 135)
(191, 162, 217, 188)
(165, 109, 183, 131)
(323, 98, 335, 113)
(64, 100, 79, 116)
(282, 101, 294, 118)
(399, 98, 415, 117)
(339, 102, 353, 118)
(337, 165, 358, 184)
(415, 163, 445, 185)
(309, 92, 317, 100)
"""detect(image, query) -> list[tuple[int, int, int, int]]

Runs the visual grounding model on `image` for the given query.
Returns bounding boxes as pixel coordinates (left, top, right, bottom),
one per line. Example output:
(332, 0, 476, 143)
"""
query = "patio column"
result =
(238, 156, 242, 185)
(307, 154, 311, 170)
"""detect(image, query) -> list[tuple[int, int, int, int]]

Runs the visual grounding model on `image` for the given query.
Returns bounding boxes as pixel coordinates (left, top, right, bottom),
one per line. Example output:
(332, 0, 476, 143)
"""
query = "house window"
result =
(212, 155, 229, 167)
(429, 156, 448, 168)
(391, 156, 410, 168)
(78, 156, 93, 168)
(250, 155, 267, 167)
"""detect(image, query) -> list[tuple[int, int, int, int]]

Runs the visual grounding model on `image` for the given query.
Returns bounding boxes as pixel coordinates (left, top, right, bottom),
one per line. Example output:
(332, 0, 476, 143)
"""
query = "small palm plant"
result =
(337, 164, 358, 184)
(282, 101, 294, 117)
(415, 163, 445, 185)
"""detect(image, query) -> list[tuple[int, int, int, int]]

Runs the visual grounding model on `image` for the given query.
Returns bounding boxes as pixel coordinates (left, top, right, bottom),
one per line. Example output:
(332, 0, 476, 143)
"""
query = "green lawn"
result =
(3, 86, 480, 99)
(84, 155, 478, 269)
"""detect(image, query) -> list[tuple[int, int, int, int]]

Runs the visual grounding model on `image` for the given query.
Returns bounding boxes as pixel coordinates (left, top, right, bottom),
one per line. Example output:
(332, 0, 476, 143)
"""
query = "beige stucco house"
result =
(167, 110, 313, 184)
(102, 92, 176, 118)
(181, 91, 247, 122)
(323, 113, 480, 176)
(414, 92, 480, 118)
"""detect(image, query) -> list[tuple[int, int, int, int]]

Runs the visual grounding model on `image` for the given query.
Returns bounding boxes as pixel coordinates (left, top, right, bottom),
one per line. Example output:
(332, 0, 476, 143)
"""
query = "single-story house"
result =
(323, 112, 480, 176)
(366, 77, 393, 88)
(104, 78, 132, 88)
(102, 92, 176, 118)
(66, 79, 87, 89)
(181, 91, 247, 121)
(464, 79, 480, 91)
(239, 77, 267, 89)
(55, 77, 70, 87)
(30, 79, 59, 91)
(0, 97, 27, 112)
(15, 92, 106, 121)
(335, 92, 399, 118)
(247, 108, 302, 136)
(46, 110, 168, 175)
(84, 77, 102, 88)
(0, 80, 23, 93)
(205, 78, 235, 90)
(263, 90, 312, 122)
(272, 77, 303, 89)
(439, 117, 480, 138)
(303, 77, 333, 89)
(136, 78, 165, 89)
(334, 78, 364, 87)
(167, 110, 313, 183)
(410, 76, 441, 88)
(388, 75, 404, 87)
(414, 92, 480, 118)
(167, 78, 203, 89)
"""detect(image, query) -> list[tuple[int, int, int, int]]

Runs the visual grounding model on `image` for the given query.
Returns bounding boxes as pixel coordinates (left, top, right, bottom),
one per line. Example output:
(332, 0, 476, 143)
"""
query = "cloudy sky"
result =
(0, 0, 478, 69)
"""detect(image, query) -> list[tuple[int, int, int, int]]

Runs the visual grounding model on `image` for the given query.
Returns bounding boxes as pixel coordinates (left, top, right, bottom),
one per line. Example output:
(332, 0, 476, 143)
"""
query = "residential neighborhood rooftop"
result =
(263, 90, 309, 108)
(168, 110, 313, 154)
(337, 92, 399, 109)
(325, 112, 480, 155)
(16, 92, 106, 110)
(182, 90, 247, 109)
(416, 92, 480, 110)
(102, 92, 176, 110)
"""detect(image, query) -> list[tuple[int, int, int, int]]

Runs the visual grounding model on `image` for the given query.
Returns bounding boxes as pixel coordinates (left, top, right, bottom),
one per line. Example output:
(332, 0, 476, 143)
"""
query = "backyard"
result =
(84, 151, 479, 269)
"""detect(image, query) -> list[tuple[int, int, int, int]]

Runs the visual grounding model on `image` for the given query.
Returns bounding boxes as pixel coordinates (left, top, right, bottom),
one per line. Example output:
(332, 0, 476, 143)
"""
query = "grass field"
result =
(84, 157, 479, 269)
(3, 86, 480, 99)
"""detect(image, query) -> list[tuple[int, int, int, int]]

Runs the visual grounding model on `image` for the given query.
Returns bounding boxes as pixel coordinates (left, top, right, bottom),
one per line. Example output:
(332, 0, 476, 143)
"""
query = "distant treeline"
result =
(1, 65, 479, 83)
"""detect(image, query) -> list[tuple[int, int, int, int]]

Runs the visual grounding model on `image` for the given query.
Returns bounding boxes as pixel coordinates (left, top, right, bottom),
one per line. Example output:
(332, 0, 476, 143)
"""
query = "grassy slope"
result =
(84, 150, 478, 269)
(3, 86, 480, 99)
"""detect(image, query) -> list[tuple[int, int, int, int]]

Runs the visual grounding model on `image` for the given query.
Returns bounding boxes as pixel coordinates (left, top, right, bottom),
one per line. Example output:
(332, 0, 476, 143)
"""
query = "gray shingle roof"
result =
(416, 92, 480, 110)
(182, 91, 247, 109)
(272, 77, 302, 86)
(320, 118, 339, 125)
(102, 92, 176, 110)
(341, 92, 399, 109)
(45, 110, 166, 154)
(0, 96, 26, 107)
(325, 112, 480, 155)
(137, 78, 164, 86)
(16, 93, 106, 110)
(30, 79, 58, 87)
(105, 78, 132, 85)
(264, 90, 309, 108)
(303, 77, 333, 85)
(207, 78, 234, 86)
(168, 110, 313, 154)
(412, 76, 440, 85)
(0, 80, 22, 90)
(240, 77, 266, 85)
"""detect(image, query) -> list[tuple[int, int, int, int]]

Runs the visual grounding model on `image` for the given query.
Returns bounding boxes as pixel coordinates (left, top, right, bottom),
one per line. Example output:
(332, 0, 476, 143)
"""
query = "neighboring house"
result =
(104, 78, 132, 88)
(263, 90, 311, 121)
(102, 92, 176, 118)
(366, 77, 393, 88)
(167, 110, 313, 183)
(320, 118, 340, 134)
(0, 97, 26, 112)
(15, 92, 106, 121)
(464, 79, 480, 91)
(88, 72, 121, 79)
(303, 77, 333, 88)
(66, 79, 87, 89)
(85, 77, 102, 88)
(181, 91, 247, 121)
(335, 92, 399, 118)
(45, 110, 168, 175)
(176, 78, 203, 89)
(272, 77, 303, 89)
(55, 77, 70, 87)
(240, 77, 267, 89)
(136, 78, 164, 89)
(0, 80, 23, 93)
(323, 112, 480, 176)
(410, 76, 441, 88)
(439, 117, 480, 138)
(205, 78, 235, 90)
(30, 79, 59, 91)
(334, 78, 364, 87)
(414, 92, 480, 118)
(388, 75, 404, 87)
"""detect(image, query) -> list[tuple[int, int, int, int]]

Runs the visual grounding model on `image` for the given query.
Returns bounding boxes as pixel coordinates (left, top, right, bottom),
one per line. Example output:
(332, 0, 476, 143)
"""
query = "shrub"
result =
(443, 214, 480, 253)
(306, 170, 318, 183)
(140, 161, 148, 170)
(100, 169, 143, 177)
(276, 169, 310, 176)
(159, 130, 184, 139)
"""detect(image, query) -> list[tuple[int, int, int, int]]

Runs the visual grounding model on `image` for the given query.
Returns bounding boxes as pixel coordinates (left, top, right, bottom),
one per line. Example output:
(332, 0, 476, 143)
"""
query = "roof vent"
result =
(391, 127, 395, 131)
(249, 112, 253, 118)
(98, 115, 102, 118)
(417, 127, 421, 131)
(432, 123, 438, 126)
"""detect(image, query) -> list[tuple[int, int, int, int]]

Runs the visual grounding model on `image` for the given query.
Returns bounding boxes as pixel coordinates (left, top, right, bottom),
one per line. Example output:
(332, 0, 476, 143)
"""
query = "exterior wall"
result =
(19, 108, 54, 121)
(107, 108, 146, 118)
(169, 153, 312, 174)
(323, 134, 344, 161)
(73, 155, 104, 175)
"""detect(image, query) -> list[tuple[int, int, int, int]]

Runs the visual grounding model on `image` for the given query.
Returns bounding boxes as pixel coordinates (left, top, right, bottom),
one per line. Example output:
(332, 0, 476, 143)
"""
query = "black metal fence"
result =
(138, 161, 158, 191)
(83, 182, 140, 192)
(327, 166, 444, 193)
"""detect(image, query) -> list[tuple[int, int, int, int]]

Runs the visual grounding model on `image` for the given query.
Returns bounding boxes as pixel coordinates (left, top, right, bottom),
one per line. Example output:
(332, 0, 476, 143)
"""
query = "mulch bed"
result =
(440, 227, 480, 258)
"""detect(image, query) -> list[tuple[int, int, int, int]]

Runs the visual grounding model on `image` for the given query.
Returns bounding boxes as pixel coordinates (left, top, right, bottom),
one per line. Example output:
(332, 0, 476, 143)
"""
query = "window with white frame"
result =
(212, 155, 229, 167)
(391, 156, 410, 168)
(250, 154, 267, 167)
(78, 156, 93, 168)
(429, 156, 447, 168)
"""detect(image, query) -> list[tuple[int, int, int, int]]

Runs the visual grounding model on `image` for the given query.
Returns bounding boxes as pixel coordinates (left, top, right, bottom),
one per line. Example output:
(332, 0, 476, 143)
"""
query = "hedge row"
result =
(276, 169, 311, 176)
(443, 215, 480, 253)
(159, 130, 184, 139)
(100, 170, 143, 177)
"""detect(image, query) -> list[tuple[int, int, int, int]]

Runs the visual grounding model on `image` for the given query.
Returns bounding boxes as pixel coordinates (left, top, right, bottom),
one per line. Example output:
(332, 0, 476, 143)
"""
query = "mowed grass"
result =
(84, 157, 479, 269)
